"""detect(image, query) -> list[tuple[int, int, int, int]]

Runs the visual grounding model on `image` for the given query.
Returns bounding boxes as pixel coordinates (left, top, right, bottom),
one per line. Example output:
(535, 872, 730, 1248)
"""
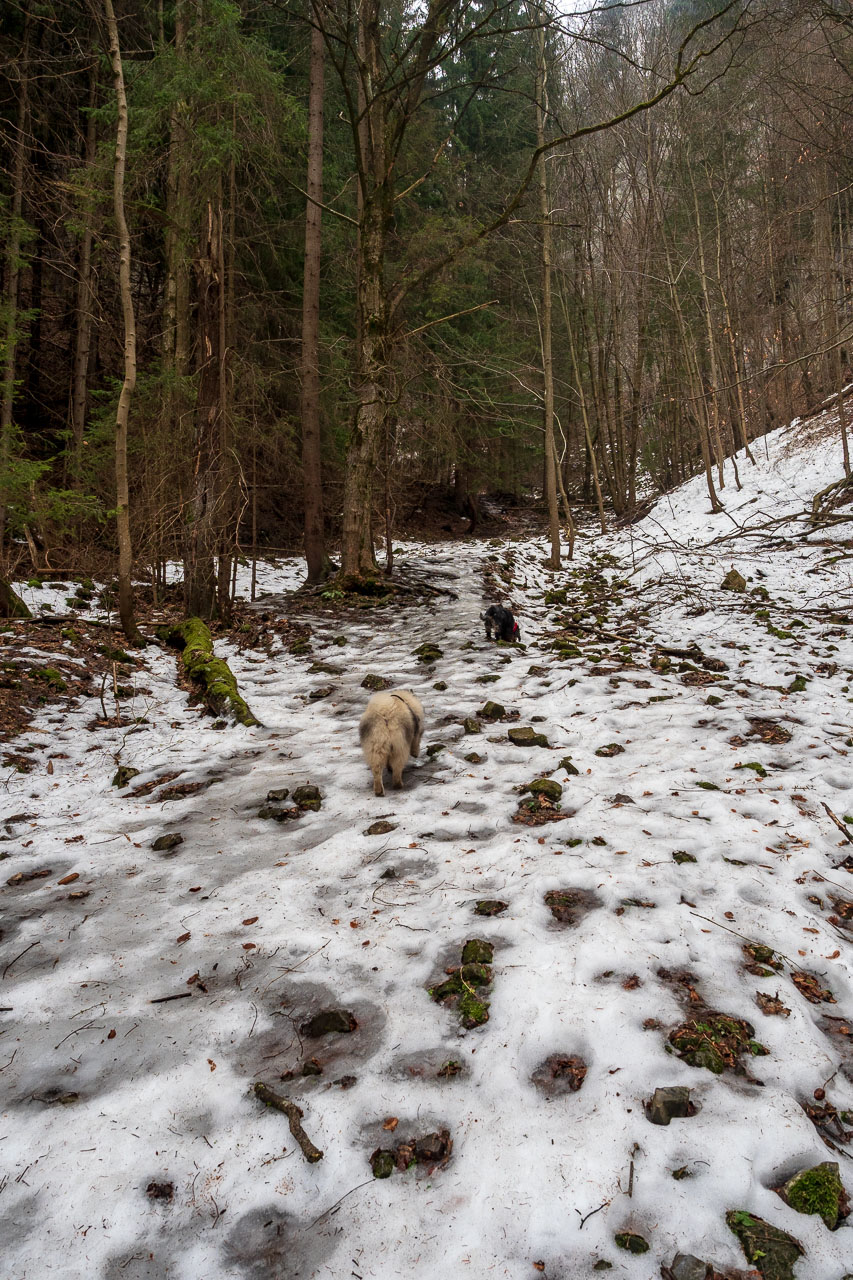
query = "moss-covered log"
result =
(0, 579, 32, 619)
(158, 617, 261, 727)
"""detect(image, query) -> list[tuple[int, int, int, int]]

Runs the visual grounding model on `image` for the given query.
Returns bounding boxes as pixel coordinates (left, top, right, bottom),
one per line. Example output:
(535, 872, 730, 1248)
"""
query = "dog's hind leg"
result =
(372, 765, 385, 797)
(389, 739, 409, 789)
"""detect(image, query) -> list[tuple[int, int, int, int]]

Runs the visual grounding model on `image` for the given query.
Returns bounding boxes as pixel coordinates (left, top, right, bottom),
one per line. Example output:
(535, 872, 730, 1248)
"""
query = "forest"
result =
(1, 0, 852, 635)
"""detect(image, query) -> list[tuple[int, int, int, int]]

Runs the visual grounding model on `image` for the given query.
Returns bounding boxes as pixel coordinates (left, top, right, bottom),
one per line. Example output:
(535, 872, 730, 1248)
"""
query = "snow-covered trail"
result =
(3, 417, 853, 1279)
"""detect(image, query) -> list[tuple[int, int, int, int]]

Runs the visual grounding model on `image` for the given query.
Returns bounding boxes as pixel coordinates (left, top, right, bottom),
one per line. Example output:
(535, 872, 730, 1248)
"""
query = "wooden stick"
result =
(150, 991, 193, 1004)
(2, 940, 40, 979)
(823, 802, 853, 847)
(254, 1082, 323, 1163)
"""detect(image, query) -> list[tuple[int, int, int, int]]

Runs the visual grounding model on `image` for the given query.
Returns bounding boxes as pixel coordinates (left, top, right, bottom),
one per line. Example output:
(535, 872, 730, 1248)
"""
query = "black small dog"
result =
(483, 604, 519, 642)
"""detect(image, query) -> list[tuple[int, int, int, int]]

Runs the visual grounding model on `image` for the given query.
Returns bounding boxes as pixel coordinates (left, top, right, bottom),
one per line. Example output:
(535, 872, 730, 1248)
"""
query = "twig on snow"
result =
(575, 1201, 607, 1229)
(2, 940, 40, 980)
(823, 802, 853, 847)
(253, 1082, 324, 1163)
(308, 1178, 375, 1228)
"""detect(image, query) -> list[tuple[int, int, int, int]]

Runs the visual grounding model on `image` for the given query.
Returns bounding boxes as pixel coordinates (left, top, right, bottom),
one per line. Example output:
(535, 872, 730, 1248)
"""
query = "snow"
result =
(2, 413, 853, 1278)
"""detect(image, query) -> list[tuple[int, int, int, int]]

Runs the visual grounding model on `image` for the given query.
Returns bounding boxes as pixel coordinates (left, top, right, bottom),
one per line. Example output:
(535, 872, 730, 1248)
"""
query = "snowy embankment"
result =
(2, 413, 853, 1279)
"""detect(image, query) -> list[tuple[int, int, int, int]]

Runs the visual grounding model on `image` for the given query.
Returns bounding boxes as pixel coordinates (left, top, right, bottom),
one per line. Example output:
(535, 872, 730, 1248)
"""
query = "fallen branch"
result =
(150, 991, 193, 1004)
(158, 618, 261, 727)
(253, 1082, 324, 1163)
(2, 940, 40, 980)
(823, 803, 853, 847)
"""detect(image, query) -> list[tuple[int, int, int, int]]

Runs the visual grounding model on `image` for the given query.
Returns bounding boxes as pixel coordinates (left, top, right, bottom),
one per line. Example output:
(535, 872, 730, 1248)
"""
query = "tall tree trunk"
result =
(185, 199, 223, 619)
(163, 0, 190, 380)
(301, 2, 327, 583)
(341, 197, 386, 579)
(104, 0, 142, 644)
(532, 10, 560, 569)
(0, 6, 31, 563)
(340, 0, 388, 583)
(70, 66, 98, 479)
(559, 275, 607, 533)
(215, 166, 234, 621)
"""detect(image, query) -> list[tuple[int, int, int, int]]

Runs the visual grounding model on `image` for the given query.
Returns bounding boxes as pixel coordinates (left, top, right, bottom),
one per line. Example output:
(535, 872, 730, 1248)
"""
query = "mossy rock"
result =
(478, 701, 506, 720)
(414, 642, 443, 663)
(707, 693, 723, 706)
(463, 717, 481, 734)
(112, 766, 140, 788)
(364, 820, 397, 836)
(476, 674, 500, 684)
(464, 752, 483, 764)
(508, 726, 549, 748)
(726, 1210, 803, 1279)
(462, 938, 494, 964)
(293, 785, 322, 811)
(308, 684, 334, 701)
(528, 665, 548, 676)
(433, 680, 447, 691)
(786, 675, 808, 693)
(426, 742, 446, 758)
(522, 778, 562, 803)
(361, 673, 391, 691)
(778, 1161, 847, 1229)
(309, 661, 343, 675)
(475, 900, 507, 917)
(258, 804, 299, 822)
(722, 569, 747, 592)
(152, 832, 183, 853)
(371, 1149, 394, 1179)
(670, 1013, 766, 1074)
(558, 756, 580, 775)
(266, 788, 289, 803)
(614, 1232, 649, 1254)
(672, 850, 697, 865)
(459, 989, 490, 1028)
(595, 742, 624, 757)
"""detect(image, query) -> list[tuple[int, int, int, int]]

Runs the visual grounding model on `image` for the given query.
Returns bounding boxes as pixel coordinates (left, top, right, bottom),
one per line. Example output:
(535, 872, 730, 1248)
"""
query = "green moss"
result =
(462, 939, 494, 964)
(414, 642, 443, 663)
(783, 1161, 845, 1229)
(736, 761, 767, 778)
(670, 1013, 764, 1074)
(614, 1232, 649, 1254)
(459, 988, 490, 1027)
(522, 778, 562, 802)
(159, 618, 260, 726)
(371, 1149, 394, 1178)
(672, 850, 697, 865)
(30, 667, 67, 691)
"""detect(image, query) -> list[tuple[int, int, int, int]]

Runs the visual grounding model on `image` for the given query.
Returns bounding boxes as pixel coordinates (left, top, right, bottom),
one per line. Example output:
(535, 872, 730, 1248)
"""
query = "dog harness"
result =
(391, 692, 421, 737)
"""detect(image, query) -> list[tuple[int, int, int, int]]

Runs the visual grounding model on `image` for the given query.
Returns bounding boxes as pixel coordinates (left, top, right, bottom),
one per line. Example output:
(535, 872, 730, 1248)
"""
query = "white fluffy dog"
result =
(359, 688, 424, 797)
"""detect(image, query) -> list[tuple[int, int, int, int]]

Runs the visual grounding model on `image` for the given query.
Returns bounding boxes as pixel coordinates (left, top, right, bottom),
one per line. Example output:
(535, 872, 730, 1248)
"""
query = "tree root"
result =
(253, 1082, 324, 1163)
(158, 618, 261, 727)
